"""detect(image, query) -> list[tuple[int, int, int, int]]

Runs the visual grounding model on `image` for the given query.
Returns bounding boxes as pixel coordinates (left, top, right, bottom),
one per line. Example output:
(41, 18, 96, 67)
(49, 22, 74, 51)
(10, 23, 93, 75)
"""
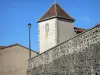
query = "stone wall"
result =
(27, 24, 100, 75)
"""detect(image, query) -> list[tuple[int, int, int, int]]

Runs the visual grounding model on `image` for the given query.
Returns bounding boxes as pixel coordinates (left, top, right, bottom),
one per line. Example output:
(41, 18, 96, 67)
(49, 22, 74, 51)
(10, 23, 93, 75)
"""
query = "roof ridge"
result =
(0, 43, 38, 54)
(54, 3, 57, 16)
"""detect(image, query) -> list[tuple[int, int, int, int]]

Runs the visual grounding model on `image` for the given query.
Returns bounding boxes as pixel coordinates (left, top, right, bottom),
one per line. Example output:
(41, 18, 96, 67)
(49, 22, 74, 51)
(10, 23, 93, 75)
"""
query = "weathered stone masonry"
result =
(27, 25, 100, 75)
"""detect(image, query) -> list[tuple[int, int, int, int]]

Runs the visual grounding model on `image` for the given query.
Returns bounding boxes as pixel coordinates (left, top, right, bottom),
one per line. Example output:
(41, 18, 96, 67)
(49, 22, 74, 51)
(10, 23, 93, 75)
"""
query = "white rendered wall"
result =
(38, 18, 57, 53)
(57, 19, 75, 44)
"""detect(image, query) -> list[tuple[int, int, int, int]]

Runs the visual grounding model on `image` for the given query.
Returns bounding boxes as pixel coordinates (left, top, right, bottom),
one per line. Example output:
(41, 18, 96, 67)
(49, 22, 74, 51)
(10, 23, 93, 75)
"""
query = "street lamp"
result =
(28, 23, 31, 59)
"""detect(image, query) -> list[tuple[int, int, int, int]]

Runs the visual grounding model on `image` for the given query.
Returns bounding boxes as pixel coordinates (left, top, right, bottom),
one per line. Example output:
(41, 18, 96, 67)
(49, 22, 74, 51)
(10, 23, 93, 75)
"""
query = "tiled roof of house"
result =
(38, 3, 75, 22)
(74, 27, 86, 34)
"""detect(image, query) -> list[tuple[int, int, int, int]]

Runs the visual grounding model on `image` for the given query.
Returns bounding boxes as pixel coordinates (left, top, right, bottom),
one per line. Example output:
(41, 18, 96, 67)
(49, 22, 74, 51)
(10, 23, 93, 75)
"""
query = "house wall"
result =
(0, 45, 37, 75)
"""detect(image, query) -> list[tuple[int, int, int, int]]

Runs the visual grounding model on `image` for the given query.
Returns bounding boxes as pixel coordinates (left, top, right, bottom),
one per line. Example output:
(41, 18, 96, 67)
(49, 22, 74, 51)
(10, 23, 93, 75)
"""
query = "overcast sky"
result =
(0, 0, 100, 52)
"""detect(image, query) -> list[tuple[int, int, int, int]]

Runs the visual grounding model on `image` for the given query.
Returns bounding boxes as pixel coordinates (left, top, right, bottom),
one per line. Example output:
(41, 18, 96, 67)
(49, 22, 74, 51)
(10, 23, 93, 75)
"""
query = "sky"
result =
(0, 0, 100, 52)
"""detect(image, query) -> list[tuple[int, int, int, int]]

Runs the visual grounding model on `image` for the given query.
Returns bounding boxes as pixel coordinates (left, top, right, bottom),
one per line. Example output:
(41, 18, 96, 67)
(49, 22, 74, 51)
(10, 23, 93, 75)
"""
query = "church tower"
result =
(37, 3, 75, 53)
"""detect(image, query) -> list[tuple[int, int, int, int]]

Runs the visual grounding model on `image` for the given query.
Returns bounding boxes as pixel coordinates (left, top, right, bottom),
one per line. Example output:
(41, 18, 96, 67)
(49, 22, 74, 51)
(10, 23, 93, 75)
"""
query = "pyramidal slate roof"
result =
(37, 3, 75, 22)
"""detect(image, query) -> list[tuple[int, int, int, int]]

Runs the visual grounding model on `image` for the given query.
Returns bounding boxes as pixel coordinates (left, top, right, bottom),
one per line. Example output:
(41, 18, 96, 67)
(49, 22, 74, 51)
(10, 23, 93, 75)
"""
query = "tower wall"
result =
(57, 19, 75, 44)
(38, 18, 57, 53)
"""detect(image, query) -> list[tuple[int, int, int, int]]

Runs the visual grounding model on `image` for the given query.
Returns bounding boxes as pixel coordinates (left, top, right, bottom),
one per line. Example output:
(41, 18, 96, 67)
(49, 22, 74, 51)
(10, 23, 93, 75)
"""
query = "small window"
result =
(45, 23, 49, 32)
